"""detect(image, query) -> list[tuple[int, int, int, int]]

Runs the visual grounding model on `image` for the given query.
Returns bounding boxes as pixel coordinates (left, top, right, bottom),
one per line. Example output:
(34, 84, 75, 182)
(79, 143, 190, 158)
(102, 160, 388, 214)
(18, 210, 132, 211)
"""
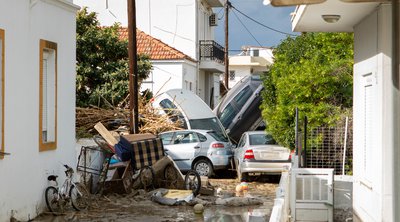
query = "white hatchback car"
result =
(234, 131, 292, 181)
(159, 129, 233, 177)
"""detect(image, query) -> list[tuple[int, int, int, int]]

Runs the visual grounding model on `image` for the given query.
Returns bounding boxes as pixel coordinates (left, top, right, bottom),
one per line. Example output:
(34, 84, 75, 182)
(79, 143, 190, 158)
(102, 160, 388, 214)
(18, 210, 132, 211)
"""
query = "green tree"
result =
(261, 33, 353, 148)
(76, 8, 152, 107)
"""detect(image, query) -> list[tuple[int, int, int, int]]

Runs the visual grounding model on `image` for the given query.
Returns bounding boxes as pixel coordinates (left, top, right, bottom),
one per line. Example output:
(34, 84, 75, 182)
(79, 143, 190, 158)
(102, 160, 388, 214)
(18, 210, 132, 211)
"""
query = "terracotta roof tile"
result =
(118, 28, 196, 62)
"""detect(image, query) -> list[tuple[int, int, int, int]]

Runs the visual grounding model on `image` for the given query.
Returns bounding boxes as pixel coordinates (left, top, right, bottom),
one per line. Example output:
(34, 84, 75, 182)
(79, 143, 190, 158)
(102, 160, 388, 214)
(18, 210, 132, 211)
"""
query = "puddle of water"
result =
(203, 206, 270, 222)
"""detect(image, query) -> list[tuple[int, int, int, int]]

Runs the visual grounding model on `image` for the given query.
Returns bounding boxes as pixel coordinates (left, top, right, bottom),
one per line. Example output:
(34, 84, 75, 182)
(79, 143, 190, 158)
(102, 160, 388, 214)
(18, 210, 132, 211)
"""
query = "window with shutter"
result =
(361, 72, 375, 183)
(0, 29, 4, 158)
(39, 40, 57, 151)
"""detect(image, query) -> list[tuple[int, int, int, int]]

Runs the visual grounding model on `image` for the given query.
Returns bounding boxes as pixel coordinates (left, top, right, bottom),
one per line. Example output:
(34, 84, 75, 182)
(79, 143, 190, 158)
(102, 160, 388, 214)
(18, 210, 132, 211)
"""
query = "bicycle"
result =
(45, 164, 89, 214)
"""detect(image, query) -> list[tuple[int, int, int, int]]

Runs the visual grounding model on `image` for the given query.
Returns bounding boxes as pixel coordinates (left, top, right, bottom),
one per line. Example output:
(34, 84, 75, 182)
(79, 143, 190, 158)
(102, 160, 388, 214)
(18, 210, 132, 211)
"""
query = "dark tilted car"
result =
(214, 75, 264, 144)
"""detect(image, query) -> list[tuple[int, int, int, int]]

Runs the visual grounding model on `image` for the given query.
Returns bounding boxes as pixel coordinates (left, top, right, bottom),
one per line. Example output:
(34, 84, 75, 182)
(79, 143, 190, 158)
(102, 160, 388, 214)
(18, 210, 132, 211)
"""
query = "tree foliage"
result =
(76, 8, 152, 107)
(261, 33, 353, 148)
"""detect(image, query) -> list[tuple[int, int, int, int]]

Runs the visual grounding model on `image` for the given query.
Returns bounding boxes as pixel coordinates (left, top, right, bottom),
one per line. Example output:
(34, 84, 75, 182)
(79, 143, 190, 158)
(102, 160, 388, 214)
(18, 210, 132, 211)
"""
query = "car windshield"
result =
(249, 133, 276, 145)
(189, 117, 229, 141)
(234, 85, 253, 108)
(207, 131, 229, 142)
(219, 103, 238, 128)
(159, 99, 187, 128)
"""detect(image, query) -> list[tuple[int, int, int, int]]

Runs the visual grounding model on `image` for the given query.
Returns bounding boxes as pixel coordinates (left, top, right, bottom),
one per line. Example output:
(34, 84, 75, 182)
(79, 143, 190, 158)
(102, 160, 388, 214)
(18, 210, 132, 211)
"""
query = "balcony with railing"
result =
(199, 40, 225, 73)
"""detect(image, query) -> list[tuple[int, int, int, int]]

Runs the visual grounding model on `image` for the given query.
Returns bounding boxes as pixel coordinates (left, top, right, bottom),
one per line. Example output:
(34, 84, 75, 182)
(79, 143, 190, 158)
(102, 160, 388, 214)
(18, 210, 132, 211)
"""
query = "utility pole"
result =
(127, 0, 139, 134)
(224, 0, 230, 90)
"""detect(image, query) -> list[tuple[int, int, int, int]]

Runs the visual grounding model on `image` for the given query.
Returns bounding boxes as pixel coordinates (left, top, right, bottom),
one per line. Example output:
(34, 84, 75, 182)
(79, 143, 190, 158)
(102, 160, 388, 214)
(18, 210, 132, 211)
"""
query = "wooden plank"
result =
(121, 133, 156, 143)
(94, 122, 119, 147)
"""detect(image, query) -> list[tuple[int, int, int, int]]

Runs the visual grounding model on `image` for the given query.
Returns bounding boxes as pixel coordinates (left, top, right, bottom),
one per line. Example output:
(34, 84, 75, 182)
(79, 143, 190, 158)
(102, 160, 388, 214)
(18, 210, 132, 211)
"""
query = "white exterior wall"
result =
(73, 0, 127, 26)
(353, 5, 394, 222)
(183, 62, 198, 94)
(229, 66, 252, 87)
(141, 60, 197, 96)
(136, 0, 197, 59)
(0, 0, 78, 221)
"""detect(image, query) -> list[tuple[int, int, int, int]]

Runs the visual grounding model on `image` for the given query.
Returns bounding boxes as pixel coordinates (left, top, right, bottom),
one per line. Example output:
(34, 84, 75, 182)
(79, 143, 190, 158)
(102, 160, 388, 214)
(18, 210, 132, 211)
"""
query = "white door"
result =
(290, 168, 334, 222)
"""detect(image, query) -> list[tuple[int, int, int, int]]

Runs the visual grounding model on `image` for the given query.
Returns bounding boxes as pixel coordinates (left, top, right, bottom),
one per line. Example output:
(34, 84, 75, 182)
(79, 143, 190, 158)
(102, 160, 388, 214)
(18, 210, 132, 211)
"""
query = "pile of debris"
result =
(76, 98, 182, 136)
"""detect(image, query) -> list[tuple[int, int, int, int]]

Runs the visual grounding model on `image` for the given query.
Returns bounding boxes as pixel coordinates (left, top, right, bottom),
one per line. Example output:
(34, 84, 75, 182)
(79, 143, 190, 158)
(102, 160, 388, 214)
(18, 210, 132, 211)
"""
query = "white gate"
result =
(290, 168, 334, 222)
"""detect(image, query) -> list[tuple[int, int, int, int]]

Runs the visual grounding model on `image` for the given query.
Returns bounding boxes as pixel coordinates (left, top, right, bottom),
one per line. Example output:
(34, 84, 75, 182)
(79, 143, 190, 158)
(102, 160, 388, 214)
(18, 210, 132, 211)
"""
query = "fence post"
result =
(342, 117, 349, 175)
(303, 116, 307, 168)
(295, 107, 299, 156)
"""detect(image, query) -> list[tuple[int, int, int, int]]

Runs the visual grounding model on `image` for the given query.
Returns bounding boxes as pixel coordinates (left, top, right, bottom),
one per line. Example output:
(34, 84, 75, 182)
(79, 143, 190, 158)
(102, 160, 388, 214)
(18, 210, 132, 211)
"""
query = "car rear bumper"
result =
(240, 161, 291, 174)
(209, 155, 232, 170)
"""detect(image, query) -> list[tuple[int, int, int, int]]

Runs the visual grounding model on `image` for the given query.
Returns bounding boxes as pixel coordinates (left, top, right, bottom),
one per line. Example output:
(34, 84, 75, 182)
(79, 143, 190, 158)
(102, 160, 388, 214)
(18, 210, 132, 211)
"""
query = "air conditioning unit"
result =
(209, 13, 217, 26)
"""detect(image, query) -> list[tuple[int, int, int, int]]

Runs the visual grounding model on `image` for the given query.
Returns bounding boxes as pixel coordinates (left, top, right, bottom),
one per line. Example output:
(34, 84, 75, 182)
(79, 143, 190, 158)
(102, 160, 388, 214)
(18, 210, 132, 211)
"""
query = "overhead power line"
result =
(231, 9, 262, 47)
(230, 4, 298, 37)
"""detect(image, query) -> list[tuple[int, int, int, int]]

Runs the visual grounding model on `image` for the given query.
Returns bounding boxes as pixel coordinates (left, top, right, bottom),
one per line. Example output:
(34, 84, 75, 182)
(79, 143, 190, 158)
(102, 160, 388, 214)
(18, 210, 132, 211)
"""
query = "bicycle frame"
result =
(46, 164, 86, 212)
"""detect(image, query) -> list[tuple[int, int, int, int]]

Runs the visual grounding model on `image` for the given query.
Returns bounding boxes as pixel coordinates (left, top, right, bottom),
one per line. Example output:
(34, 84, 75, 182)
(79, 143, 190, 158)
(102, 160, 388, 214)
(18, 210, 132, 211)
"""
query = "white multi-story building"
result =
(119, 28, 198, 96)
(74, 0, 225, 108)
(0, 0, 79, 220)
(228, 46, 273, 88)
(290, 2, 399, 222)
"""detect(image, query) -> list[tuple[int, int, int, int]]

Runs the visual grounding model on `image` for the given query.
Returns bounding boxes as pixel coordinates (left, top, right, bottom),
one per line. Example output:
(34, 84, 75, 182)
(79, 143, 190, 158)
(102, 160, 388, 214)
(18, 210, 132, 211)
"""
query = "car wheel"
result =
(194, 159, 213, 177)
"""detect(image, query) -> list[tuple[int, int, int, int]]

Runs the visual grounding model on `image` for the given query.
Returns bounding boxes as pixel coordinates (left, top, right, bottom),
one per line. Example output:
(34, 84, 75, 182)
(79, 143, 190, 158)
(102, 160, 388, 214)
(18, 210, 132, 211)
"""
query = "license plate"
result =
(262, 152, 279, 159)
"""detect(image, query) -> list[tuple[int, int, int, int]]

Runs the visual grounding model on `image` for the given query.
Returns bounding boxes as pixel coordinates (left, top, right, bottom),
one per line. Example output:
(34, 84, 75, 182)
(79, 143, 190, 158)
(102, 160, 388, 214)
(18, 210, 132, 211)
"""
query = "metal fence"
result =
(300, 118, 353, 175)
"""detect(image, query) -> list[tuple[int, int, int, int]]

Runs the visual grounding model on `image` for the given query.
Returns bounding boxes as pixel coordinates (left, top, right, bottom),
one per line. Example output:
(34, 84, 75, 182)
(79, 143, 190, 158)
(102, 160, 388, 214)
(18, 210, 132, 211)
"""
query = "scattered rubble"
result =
(76, 97, 183, 137)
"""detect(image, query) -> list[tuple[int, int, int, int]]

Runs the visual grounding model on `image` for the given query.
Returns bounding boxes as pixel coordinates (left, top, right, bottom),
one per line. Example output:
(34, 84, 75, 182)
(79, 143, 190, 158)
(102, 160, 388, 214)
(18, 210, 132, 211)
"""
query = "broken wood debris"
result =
(76, 97, 183, 136)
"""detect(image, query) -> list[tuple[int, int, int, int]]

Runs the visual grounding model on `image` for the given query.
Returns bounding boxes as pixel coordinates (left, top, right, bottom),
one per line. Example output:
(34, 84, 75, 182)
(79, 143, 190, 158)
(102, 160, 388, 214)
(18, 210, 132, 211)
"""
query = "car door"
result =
(234, 133, 247, 167)
(166, 131, 201, 171)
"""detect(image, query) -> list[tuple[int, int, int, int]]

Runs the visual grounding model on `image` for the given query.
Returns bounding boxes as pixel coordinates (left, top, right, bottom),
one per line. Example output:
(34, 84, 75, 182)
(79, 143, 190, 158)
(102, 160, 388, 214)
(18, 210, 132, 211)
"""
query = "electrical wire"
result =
(230, 4, 298, 37)
(231, 9, 262, 47)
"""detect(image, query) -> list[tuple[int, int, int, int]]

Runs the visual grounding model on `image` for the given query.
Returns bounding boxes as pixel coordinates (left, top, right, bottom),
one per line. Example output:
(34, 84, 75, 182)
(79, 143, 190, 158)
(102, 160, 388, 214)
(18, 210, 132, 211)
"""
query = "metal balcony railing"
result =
(199, 40, 225, 64)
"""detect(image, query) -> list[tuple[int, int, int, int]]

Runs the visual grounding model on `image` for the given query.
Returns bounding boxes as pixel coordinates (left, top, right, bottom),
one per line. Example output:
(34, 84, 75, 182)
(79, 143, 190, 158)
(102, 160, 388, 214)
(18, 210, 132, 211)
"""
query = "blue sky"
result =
(214, 1, 298, 54)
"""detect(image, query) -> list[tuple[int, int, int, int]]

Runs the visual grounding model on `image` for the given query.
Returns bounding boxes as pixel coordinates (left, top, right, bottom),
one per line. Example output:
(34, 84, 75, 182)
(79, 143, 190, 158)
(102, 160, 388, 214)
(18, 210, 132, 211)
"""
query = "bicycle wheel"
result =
(45, 186, 61, 213)
(70, 183, 89, 211)
(164, 163, 178, 188)
(184, 170, 201, 196)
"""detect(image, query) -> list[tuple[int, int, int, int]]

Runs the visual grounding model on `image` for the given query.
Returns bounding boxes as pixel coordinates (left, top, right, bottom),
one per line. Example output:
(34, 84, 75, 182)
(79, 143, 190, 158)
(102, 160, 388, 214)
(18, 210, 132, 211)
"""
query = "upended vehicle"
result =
(152, 88, 230, 144)
(159, 129, 233, 177)
(213, 74, 264, 144)
(234, 131, 292, 181)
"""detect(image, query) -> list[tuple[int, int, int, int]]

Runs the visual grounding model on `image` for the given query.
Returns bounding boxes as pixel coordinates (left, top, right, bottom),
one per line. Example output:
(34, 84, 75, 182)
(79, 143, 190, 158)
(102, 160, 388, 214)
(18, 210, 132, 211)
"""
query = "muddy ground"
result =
(34, 175, 280, 222)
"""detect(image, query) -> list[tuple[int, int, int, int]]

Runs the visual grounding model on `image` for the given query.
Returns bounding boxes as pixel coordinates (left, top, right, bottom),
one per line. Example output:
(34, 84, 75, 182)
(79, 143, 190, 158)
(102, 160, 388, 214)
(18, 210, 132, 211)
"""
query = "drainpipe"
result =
(195, 0, 200, 96)
(392, 1, 399, 221)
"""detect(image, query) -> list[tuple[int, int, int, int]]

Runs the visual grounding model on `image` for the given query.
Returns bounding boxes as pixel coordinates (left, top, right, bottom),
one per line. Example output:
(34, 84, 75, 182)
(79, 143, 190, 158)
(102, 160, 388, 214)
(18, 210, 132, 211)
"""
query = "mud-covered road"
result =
(35, 176, 280, 222)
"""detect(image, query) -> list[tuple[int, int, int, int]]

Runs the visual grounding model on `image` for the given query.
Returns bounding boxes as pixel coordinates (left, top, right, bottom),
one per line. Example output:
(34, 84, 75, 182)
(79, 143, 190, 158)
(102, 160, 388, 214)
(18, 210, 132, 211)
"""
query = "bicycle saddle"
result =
(47, 175, 58, 181)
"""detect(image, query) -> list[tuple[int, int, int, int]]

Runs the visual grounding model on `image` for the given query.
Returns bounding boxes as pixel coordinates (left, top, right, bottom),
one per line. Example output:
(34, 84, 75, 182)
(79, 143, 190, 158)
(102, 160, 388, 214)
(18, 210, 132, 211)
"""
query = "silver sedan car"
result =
(234, 131, 292, 181)
(159, 129, 233, 177)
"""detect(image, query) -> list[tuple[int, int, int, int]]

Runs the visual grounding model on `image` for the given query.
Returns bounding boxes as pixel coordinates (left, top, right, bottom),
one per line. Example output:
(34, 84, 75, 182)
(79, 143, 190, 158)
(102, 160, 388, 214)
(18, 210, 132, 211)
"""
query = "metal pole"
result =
(303, 116, 307, 168)
(342, 117, 349, 175)
(392, 1, 399, 221)
(224, 0, 230, 89)
(127, 0, 139, 134)
(295, 107, 299, 156)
